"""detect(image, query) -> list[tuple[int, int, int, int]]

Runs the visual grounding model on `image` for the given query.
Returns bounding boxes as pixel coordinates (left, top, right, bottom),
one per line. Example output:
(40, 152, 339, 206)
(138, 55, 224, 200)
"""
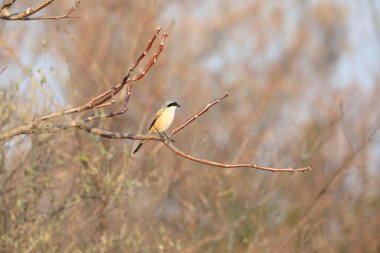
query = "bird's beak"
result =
(176, 103, 181, 107)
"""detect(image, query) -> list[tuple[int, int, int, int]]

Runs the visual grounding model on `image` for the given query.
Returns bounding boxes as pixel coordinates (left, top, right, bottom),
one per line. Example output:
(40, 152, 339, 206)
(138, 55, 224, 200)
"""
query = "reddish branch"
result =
(33, 27, 166, 123)
(79, 92, 312, 172)
(76, 119, 310, 172)
(0, 26, 311, 173)
(1, 27, 168, 140)
(0, 91, 312, 173)
(166, 92, 310, 172)
(52, 115, 311, 173)
(164, 141, 311, 172)
(171, 91, 229, 136)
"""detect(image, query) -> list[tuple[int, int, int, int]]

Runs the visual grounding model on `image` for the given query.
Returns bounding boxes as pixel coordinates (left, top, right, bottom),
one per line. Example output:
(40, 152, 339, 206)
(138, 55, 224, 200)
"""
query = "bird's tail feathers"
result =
(133, 140, 145, 154)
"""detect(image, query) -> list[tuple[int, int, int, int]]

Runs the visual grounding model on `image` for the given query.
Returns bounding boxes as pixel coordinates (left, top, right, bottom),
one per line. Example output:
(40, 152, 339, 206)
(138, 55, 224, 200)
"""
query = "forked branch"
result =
(0, 26, 311, 173)
(33, 27, 166, 123)
(0, 27, 168, 141)
(0, 0, 80, 20)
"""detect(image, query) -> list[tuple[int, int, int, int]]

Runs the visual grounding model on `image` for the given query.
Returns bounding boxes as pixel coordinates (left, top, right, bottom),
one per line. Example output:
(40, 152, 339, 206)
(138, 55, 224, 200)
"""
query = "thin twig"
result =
(163, 141, 311, 173)
(1, 28, 168, 142)
(56, 122, 312, 172)
(1, 0, 54, 20)
(0, 26, 311, 173)
(1, 27, 168, 143)
(25, 0, 80, 20)
(1, 0, 18, 9)
(131, 32, 169, 81)
(171, 91, 229, 136)
(0, 0, 80, 20)
(0, 114, 312, 173)
(93, 99, 116, 109)
(74, 124, 310, 172)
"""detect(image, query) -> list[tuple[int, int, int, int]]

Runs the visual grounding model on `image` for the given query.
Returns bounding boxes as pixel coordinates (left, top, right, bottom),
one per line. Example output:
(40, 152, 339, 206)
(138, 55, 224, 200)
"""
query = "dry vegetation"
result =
(1, 0, 380, 252)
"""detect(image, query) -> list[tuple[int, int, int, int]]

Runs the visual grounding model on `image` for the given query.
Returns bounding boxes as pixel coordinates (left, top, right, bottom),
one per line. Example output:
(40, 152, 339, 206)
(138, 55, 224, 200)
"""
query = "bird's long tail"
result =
(133, 140, 145, 154)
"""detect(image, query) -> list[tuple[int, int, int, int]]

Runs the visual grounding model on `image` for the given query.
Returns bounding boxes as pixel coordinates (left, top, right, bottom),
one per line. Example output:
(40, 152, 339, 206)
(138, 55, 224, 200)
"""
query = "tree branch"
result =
(1, 0, 18, 9)
(0, 26, 311, 173)
(171, 91, 229, 136)
(163, 141, 311, 172)
(1, 27, 168, 141)
(0, 0, 80, 21)
(41, 121, 312, 173)
(0, 94, 312, 173)
(75, 122, 311, 172)
(32, 27, 165, 123)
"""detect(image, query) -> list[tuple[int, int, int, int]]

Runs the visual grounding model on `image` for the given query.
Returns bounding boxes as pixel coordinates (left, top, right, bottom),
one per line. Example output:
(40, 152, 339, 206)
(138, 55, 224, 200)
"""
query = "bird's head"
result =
(165, 101, 181, 108)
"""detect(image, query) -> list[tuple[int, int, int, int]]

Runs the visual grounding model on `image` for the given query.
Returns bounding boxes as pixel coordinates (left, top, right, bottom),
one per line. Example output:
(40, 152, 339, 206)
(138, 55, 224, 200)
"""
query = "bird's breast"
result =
(153, 107, 176, 132)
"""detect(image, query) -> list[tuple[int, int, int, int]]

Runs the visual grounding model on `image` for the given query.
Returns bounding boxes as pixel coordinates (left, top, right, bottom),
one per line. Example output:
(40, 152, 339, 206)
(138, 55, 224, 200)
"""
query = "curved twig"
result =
(73, 123, 311, 173)
(163, 141, 311, 172)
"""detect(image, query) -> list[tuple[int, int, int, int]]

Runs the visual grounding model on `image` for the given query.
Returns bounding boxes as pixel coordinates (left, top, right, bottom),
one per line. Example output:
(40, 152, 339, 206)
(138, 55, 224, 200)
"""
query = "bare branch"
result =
(0, 112, 312, 173)
(0, 27, 169, 141)
(25, 0, 80, 20)
(0, 26, 311, 173)
(93, 99, 116, 109)
(32, 27, 166, 123)
(0, 0, 80, 21)
(74, 123, 311, 172)
(1, 0, 54, 20)
(53, 122, 312, 172)
(163, 141, 311, 172)
(0, 0, 18, 17)
(171, 91, 229, 136)
(1, 0, 18, 9)
(131, 32, 169, 81)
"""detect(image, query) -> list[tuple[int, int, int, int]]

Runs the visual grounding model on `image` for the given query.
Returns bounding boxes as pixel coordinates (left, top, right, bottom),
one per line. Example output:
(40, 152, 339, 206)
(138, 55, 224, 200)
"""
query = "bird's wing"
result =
(148, 108, 164, 131)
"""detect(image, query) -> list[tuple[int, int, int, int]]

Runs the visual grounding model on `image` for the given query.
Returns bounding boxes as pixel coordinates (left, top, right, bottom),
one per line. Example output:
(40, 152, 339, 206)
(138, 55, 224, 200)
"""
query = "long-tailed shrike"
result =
(133, 100, 180, 154)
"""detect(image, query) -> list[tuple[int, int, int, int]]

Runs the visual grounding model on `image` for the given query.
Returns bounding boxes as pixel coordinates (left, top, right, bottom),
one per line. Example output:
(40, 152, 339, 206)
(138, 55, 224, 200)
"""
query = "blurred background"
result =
(1, 0, 380, 252)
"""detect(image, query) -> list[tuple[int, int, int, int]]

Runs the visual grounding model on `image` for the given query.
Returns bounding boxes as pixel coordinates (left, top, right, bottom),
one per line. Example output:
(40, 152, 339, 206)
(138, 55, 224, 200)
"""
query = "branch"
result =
(166, 92, 309, 172)
(171, 91, 229, 136)
(0, 107, 312, 173)
(39, 121, 312, 173)
(33, 27, 165, 123)
(0, 0, 80, 21)
(1, 0, 18, 9)
(150, 91, 310, 173)
(163, 141, 311, 172)
(75, 122, 310, 172)
(0, 25, 311, 173)
(0, 27, 168, 142)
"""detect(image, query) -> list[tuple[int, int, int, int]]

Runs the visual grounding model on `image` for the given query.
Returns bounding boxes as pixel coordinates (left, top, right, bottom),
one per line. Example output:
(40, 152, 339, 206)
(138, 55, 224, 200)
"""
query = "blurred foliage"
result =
(1, 0, 380, 252)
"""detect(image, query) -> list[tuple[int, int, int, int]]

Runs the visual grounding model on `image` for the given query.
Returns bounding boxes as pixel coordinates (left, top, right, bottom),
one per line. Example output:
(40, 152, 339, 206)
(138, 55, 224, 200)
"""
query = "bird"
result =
(133, 100, 180, 154)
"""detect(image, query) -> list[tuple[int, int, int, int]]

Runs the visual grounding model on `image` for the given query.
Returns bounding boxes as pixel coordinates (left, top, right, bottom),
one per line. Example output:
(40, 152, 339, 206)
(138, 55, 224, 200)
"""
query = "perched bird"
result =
(133, 100, 180, 154)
